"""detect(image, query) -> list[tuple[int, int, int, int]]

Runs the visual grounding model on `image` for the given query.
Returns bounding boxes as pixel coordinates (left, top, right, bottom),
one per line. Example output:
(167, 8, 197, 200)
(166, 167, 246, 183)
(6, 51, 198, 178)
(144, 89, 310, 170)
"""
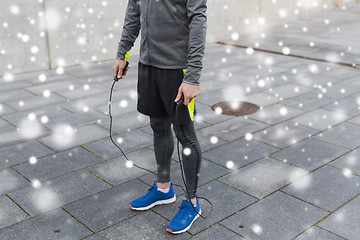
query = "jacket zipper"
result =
(145, 0, 151, 64)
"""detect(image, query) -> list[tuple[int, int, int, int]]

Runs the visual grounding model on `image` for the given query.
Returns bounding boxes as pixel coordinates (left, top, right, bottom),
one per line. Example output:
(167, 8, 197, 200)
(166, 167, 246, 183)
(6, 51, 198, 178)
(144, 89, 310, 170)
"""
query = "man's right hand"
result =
(113, 59, 130, 80)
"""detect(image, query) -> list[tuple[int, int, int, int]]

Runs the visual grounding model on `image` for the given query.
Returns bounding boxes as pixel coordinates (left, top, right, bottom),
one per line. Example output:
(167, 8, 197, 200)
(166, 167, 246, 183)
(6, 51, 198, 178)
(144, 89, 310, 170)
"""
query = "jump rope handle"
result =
(176, 95, 184, 105)
(114, 60, 130, 81)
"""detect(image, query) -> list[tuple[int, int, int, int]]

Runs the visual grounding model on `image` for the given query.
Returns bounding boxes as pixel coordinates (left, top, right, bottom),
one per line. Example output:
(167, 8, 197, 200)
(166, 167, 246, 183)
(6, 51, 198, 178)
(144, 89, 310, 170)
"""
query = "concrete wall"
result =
(1, 0, 359, 76)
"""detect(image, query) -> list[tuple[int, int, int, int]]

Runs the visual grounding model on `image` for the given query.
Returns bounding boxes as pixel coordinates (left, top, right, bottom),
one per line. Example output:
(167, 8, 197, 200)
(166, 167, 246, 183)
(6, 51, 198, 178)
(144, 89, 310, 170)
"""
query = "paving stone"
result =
(321, 96, 360, 117)
(314, 122, 360, 149)
(84, 209, 191, 239)
(0, 118, 14, 132)
(86, 148, 166, 185)
(0, 140, 54, 169)
(340, 75, 360, 89)
(282, 165, 360, 211)
(295, 226, 344, 240)
(200, 117, 269, 142)
(348, 114, 360, 126)
(271, 138, 349, 171)
(249, 103, 305, 125)
(44, 111, 106, 131)
(252, 121, 318, 148)
(58, 93, 109, 113)
(190, 224, 245, 239)
(281, 92, 336, 112)
(38, 123, 109, 151)
(5, 93, 67, 111)
(194, 106, 237, 125)
(96, 95, 137, 117)
(241, 92, 280, 108)
(0, 195, 29, 229)
(7, 169, 110, 216)
(56, 83, 109, 100)
(203, 138, 279, 170)
(219, 156, 308, 199)
(329, 147, 360, 176)
(220, 191, 328, 240)
(311, 83, 359, 100)
(317, 195, 360, 240)
(2, 105, 71, 127)
(97, 111, 149, 132)
(153, 180, 257, 235)
(290, 108, 351, 131)
(63, 179, 147, 232)
(0, 127, 47, 149)
(0, 81, 34, 93)
(25, 80, 80, 95)
(139, 159, 231, 190)
(0, 168, 30, 195)
(318, 67, 360, 81)
(0, 208, 91, 240)
(263, 83, 314, 99)
(0, 89, 35, 103)
(82, 129, 153, 159)
(14, 147, 104, 182)
(0, 104, 16, 115)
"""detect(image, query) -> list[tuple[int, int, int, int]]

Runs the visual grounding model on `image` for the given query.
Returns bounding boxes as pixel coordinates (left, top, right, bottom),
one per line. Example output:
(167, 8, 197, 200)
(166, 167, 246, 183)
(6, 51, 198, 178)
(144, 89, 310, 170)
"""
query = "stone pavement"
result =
(1, 3, 360, 240)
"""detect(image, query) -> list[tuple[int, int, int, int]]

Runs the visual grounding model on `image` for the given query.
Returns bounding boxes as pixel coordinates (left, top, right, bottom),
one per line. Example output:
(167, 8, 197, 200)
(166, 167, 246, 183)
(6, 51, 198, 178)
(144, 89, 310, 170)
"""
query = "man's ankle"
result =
(156, 181, 171, 189)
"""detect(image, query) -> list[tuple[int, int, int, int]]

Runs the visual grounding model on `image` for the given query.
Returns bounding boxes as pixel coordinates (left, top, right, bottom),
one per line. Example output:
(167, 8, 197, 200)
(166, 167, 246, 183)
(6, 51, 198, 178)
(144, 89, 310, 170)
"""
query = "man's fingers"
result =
(117, 68, 124, 78)
(174, 87, 183, 102)
(123, 66, 130, 76)
(113, 66, 118, 77)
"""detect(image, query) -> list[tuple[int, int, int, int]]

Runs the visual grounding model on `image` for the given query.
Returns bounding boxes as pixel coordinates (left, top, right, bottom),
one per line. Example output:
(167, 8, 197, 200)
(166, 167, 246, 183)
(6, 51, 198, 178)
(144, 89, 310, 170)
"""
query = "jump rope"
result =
(109, 61, 213, 219)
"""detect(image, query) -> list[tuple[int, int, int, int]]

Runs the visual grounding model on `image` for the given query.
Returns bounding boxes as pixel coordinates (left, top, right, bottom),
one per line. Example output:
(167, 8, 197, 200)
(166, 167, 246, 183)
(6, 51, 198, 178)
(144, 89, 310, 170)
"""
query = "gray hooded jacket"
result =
(116, 0, 207, 85)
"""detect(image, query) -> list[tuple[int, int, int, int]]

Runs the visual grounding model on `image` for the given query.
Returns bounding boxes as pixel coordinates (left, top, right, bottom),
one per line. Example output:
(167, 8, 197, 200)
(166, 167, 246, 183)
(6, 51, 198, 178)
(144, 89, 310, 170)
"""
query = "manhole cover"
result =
(211, 101, 260, 116)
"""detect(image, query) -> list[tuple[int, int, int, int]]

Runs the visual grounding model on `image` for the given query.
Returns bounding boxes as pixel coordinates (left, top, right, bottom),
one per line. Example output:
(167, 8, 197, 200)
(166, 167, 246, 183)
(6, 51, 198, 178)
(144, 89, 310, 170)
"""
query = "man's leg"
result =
(150, 115, 174, 188)
(172, 121, 202, 205)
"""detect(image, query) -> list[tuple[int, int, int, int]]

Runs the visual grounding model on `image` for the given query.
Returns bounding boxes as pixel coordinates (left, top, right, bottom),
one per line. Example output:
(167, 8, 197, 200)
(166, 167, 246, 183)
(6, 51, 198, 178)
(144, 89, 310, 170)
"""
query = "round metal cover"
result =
(211, 101, 260, 116)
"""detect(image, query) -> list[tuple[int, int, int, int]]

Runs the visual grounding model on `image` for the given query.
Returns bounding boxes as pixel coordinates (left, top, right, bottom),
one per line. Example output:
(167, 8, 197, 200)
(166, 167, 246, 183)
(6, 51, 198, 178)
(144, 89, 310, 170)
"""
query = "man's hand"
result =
(174, 82, 200, 106)
(113, 59, 130, 79)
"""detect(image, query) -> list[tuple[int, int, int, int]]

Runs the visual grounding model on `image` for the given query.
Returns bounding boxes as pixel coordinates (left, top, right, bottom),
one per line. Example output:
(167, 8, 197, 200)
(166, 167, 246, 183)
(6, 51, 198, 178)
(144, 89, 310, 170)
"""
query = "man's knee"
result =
(150, 115, 170, 133)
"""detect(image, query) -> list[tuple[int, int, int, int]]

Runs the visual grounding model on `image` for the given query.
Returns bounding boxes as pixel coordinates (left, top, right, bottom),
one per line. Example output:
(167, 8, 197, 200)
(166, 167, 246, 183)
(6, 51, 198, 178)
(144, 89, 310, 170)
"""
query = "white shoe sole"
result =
(129, 194, 176, 211)
(167, 208, 202, 234)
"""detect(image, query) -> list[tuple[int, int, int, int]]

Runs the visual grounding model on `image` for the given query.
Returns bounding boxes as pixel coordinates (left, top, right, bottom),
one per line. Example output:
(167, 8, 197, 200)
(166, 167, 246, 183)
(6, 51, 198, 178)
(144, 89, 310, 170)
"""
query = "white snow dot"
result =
(83, 84, 90, 90)
(279, 107, 288, 115)
(29, 156, 37, 164)
(38, 74, 47, 82)
(117, 137, 123, 144)
(251, 224, 263, 235)
(41, 115, 48, 124)
(21, 34, 30, 42)
(231, 32, 239, 41)
(43, 90, 51, 98)
(246, 47, 254, 55)
(31, 46, 39, 54)
(183, 147, 191, 156)
(28, 113, 36, 121)
(31, 179, 42, 188)
(226, 161, 234, 169)
(214, 107, 222, 115)
(56, 67, 64, 75)
(282, 47, 291, 55)
(245, 133, 253, 141)
(126, 161, 133, 168)
(119, 100, 128, 108)
(258, 17, 266, 25)
(210, 136, 218, 144)
(10, 5, 21, 15)
(83, 106, 89, 112)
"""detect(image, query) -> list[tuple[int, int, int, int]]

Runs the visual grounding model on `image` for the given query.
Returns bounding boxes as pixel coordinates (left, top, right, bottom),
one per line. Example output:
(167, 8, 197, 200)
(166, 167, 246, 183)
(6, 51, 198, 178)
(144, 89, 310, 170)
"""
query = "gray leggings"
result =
(150, 115, 202, 199)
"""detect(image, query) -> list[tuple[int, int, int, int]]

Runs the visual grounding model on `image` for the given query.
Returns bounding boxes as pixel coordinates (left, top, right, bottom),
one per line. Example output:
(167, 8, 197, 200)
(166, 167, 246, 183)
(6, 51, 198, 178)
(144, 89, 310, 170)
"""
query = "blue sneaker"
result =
(166, 197, 201, 234)
(129, 181, 176, 211)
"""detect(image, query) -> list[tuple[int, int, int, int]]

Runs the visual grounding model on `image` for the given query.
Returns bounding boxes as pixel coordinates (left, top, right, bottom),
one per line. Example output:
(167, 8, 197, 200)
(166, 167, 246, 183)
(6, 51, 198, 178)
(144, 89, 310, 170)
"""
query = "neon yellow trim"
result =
(182, 68, 187, 74)
(187, 98, 195, 121)
(124, 51, 129, 61)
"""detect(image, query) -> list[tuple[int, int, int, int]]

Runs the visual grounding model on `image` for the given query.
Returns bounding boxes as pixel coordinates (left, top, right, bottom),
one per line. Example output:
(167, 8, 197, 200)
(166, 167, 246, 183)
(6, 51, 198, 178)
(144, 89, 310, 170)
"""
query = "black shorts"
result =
(137, 61, 197, 125)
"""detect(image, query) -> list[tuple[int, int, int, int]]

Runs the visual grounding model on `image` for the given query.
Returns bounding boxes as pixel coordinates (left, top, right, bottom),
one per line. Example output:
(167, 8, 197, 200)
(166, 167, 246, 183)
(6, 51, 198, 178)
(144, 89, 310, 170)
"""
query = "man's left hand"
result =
(174, 82, 200, 106)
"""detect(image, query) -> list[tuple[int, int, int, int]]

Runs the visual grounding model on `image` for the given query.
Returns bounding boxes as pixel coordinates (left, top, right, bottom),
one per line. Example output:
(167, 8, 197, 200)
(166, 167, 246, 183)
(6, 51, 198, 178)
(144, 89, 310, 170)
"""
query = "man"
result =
(113, 0, 207, 234)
